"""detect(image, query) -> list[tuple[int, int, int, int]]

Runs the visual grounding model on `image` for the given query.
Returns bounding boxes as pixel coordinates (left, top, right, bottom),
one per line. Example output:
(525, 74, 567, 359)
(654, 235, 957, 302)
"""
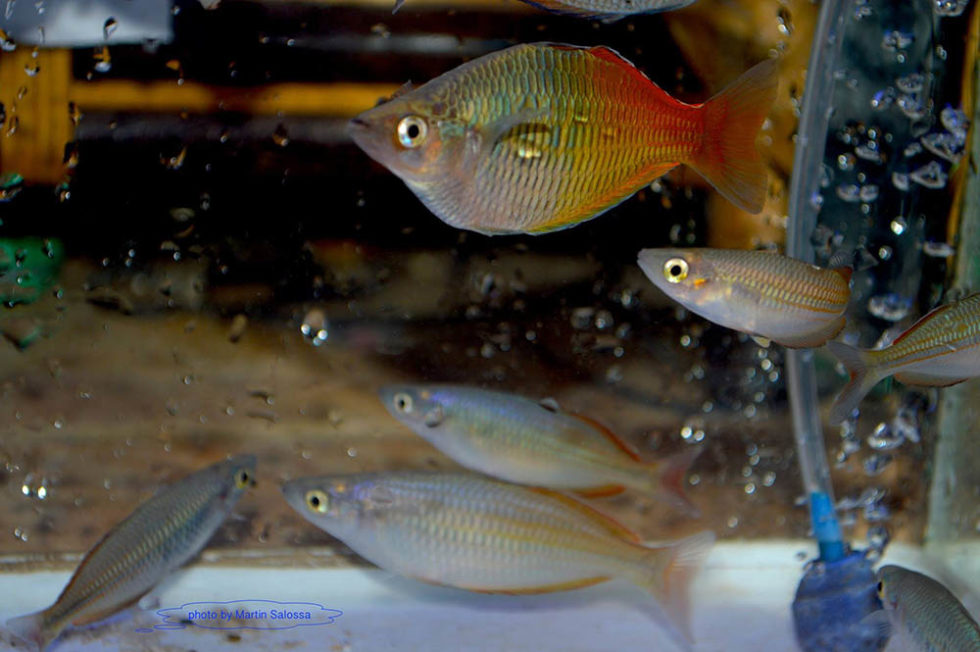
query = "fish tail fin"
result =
(632, 530, 715, 651)
(6, 610, 50, 651)
(826, 341, 881, 424)
(689, 58, 779, 214)
(647, 447, 703, 518)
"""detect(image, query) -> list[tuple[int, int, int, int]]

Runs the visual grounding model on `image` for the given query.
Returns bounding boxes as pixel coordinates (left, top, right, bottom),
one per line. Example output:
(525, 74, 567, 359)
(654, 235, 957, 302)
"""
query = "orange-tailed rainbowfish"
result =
(827, 292, 980, 424)
(349, 43, 778, 235)
(378, 383, 701, 515)
(282, 471, 714, 650)
(6, 456, 256, 651)
(637, 248, 852, 349)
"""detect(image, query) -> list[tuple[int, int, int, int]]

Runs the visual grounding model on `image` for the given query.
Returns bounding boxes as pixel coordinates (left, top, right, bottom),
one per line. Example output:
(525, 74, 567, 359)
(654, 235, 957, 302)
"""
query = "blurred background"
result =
(0, 0, 976, 619)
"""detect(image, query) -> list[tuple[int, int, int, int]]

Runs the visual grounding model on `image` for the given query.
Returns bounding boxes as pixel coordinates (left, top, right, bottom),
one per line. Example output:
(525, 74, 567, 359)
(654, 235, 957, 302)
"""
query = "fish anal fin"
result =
(71, 592, 146, 627)
(894, 371, 967, 387)
(568, 412, 642, 462)
(528, 486, 641, 543)
(457, 576, 610, 595)
(773, 315, 846, 349)
(573, 484, 626, 499)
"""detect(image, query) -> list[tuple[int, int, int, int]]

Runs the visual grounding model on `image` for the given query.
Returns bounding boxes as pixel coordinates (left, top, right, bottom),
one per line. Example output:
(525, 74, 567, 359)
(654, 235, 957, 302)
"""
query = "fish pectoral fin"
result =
(573, 484, 626, 499)
(467, 110, 551, 164)
(856, 609, 892, 639)
(750, 335, 772, 348)
(568, 412, 642, 462)
(893, 371, 968, 387)
(456, 576, 611, 595)
(772, 315, 846, 349)
(538, 396, 561, 412)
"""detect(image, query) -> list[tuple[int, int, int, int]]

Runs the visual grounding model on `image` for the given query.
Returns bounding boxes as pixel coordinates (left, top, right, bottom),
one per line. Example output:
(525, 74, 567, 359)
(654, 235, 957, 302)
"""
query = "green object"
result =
(0, 238, 64, 306)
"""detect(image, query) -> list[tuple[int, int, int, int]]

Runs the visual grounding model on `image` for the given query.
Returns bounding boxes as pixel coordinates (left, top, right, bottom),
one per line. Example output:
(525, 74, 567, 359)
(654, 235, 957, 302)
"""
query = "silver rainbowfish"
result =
(827, 293, 980, 424)
(6, 455, 257, 651)
(637, 248, 852, 349)
(378, 384, 701, 515)
(871, 564, 980, 651)
(282, 471, 714, 651)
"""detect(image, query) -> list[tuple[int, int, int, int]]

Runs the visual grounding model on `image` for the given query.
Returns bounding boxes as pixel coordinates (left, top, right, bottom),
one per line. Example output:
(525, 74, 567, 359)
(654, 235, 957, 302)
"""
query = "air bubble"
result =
(922, 241, 955, 257)
(909, 161, 948, 189)
(867, 293, 912, 321)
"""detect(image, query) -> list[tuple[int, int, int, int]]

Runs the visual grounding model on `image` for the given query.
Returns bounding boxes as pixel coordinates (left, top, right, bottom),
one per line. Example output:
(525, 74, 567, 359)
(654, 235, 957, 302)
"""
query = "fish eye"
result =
(876, 581, 884, 596)
(306, 489, 329, 514)
(394, 392, 413, 413)
(397, 116, 428, 148)
(664, 258, 689, 283)
(235, 469, 252, 489)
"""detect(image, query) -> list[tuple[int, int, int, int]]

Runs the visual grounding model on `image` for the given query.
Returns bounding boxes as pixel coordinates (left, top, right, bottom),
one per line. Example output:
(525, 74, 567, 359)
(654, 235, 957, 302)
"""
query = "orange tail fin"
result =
(689, 58, 779, 214)
(654, 447, 703, 518)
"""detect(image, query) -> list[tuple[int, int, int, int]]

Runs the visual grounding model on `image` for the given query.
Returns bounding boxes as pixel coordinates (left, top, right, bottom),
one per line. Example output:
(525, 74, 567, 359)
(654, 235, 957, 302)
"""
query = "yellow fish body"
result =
(827, 293, 980, 424)
(6, 456, 256, 651)
(349, 43, 778, 235)
(638, 248, 852, 348)
(282, 471, 714, 650)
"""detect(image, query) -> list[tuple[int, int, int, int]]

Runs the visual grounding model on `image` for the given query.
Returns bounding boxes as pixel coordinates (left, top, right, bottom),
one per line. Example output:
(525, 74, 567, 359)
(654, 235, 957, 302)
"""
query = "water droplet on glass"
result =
(867, 293, 913, 321)
(891, 171, 909, 191)
(889, 217, 907, 235)
(863, 452, 893, 476)
(836, 183, 860, 202)
(940, 105, 969, 141)
(897, 93, 928, 120)
(909, 161, 948, 189)
(920, 132, 963, 163)
(300, 308, 329, 346)
(859, 184, 879, 202)
(881, 30, 913, 50)
(837, 153, 856, 171)
(570, 307, 594, 330)
(273, 123, 289, 147)
(869, 87, 895, 111)
(21, 473, 49, 500)
(934, 0, 968, 17)
(867, 422, 904, 450)
(895, 73, 925, 94)
(922, 241, 955, 257)
(855, 142, 883, 163)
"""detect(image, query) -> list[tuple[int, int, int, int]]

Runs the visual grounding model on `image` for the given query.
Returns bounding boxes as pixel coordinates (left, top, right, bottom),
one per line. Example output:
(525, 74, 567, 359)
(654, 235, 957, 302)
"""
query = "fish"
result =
(519, 0, 696, 22)
(868, 564, 980, 651)
(6, 455, 257, 651)
(378, 383, 700, 515)
(349, 43, 778, 235)
(637, 248, 852, 349)
(392, 0, 696, 22)
(281, 471, 714, 650)
(826, 293, 980, 424)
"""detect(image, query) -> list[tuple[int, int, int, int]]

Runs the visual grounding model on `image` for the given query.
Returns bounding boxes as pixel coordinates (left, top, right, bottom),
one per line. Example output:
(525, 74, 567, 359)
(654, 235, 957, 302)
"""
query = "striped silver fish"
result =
(827, 293, 980, 424)
(637, 248, 852, 348)
(872, 564, 980, 651)
(378, 384, 700, 515)
(282, 471, 714, 650)
(6, 455, 256, 651)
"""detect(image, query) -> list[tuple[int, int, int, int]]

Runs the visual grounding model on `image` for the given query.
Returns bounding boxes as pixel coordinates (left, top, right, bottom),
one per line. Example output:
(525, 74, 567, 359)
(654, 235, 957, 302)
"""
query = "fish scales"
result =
(872, 294, 980, 368)
(876, 565, 980, 651)
(7, 456, 256, 651)
(378, 385, 700, 514)
(637, 248, 850, 348)
(348, 43, 773, 235)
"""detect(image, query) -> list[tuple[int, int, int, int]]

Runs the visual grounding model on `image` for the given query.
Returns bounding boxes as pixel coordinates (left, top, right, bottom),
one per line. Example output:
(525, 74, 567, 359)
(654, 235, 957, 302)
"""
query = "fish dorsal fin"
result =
(892, 301, 957, 346)
(573, 484, 626, 499)
(832, 266, 853, 283)
(568, 412, 642, 462)
(391, 80, 415, 99)
(582, 46, 656, 90)
(528, 486, 641, 543)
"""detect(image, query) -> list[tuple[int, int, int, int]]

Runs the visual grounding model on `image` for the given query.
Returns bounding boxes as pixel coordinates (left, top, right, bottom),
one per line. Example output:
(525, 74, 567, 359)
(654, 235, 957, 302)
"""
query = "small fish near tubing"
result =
(782, 0, 886, 650)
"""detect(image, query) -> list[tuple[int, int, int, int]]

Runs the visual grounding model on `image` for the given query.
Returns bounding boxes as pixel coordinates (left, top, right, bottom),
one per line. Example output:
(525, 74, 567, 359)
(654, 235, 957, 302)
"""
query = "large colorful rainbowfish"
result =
(349, 43, 778, 235)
